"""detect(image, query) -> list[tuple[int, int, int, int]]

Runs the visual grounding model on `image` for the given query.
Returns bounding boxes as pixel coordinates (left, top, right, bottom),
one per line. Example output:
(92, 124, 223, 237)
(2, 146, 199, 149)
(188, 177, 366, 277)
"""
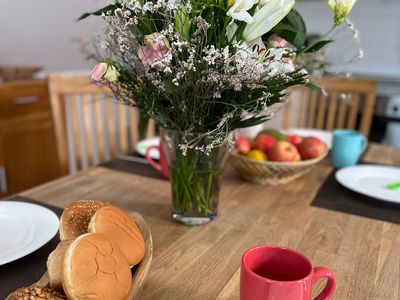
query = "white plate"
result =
(283, 128, 333, 149)
(0, 201, 59, 265)
(136, 137, 160, 160)
(335, 165, 400, 203)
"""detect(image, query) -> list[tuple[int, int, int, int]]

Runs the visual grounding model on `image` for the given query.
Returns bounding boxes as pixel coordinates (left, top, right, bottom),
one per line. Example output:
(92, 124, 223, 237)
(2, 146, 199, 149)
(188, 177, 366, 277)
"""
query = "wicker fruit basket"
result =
(230, 150, 328, 185)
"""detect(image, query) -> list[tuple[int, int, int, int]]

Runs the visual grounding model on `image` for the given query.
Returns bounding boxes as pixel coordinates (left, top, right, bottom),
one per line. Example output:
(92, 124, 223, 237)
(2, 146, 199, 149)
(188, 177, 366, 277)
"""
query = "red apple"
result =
(235, 136, 251, 155)
(267, 141, 300, 162)
(253, 134, 277, 153)
(288, 134, 303, 146)
(298, 136, 326, 160)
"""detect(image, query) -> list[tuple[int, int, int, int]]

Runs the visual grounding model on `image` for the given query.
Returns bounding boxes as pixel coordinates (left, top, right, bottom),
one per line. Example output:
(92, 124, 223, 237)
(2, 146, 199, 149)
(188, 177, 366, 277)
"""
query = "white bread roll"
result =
(47, 240, 73, 291)
(59, 200, 109, 240)
(62, 233, 132, 300)
(88, 205, 145, 266)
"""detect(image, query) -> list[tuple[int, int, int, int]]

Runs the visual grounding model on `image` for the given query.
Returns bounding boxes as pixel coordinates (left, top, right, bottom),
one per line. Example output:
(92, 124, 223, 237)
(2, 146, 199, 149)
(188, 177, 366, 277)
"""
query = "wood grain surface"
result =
(19, 143, 400, 300)
(0, 79, 60, 196)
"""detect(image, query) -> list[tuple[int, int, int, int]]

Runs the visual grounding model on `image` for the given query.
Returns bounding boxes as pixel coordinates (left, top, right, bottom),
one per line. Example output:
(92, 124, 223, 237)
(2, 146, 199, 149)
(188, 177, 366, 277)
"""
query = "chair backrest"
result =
(48, 74, 155, 175)
(282, 76, 377, 137)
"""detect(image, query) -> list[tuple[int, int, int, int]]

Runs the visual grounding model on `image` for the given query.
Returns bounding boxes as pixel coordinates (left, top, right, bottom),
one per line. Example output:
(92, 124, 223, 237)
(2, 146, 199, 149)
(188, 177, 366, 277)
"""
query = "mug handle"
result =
(360, 136, 368, 154)
(145, 146, 162, 172)
(312, 267, 337, 300)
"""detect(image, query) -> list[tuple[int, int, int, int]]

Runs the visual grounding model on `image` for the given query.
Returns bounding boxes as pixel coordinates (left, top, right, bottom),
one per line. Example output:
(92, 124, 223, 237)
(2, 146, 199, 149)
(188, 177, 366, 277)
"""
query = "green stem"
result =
(170, 142, 225, 217)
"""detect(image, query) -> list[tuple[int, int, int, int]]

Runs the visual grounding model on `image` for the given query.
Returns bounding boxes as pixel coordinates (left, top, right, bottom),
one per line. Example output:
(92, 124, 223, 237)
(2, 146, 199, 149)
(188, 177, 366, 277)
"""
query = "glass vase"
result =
(162, 129, 231, 225)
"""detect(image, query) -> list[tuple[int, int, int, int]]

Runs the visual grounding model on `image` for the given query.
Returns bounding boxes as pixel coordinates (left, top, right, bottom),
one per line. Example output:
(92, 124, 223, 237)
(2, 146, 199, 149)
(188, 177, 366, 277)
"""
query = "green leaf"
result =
(272, 23, 298, 33)
(303, 40, 333, 53)
(231, 115, 270, 129)
(305, 82, 322, 93)
(78, 3, 121, 21)
(138, 112, 150, 140)
(272, 9, 307, 49)
(175, 4, 191, 40)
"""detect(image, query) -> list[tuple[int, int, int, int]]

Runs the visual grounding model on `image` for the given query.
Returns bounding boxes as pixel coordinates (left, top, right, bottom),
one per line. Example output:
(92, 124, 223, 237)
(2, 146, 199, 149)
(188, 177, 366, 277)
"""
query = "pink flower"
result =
(90, 62, 120, 86)
(91, 63, 107, 80)
(91, 63, 108, 86)
(268, 34, 288, 48)
(138, 43, 168, 66)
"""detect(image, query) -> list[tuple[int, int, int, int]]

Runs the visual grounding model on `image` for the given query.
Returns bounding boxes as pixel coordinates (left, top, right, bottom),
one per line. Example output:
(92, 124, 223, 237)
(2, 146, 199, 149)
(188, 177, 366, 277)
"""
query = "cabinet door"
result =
(0, 80, 60, 197)
(0, 115, 60, 196)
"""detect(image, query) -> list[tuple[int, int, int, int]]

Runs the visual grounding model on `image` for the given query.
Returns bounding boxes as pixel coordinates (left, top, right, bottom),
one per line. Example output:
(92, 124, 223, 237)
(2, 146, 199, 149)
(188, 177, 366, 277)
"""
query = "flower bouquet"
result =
(82, 0, 355, 225)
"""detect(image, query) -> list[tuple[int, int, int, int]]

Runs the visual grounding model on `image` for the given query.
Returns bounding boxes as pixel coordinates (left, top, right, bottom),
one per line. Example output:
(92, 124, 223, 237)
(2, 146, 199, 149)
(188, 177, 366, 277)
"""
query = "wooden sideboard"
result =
(0, 80, 60, 196)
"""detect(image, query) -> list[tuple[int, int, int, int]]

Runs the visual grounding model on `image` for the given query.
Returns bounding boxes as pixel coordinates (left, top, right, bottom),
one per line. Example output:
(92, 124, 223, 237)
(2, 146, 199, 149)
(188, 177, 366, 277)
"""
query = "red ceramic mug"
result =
(241, 245, 336, 300)
(145, 145, 169, 179)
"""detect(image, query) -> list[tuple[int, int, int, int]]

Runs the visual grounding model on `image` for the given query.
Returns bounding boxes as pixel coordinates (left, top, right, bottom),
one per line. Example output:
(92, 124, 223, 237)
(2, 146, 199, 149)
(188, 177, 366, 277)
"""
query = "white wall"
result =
(295, 0, 400, 79)
(0, 0, 106, 72)
(1, 0, 399, 78)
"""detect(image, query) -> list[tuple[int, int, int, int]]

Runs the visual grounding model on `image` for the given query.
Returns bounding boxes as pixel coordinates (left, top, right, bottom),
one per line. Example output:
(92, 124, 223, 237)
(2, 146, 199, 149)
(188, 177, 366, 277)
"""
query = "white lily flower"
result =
(242, 0, 295, 41)
(328, 0, 357, 26)
(235, 37, 268, 62)
(266, 48, 284, 61)
(227, 0, 258, 24)
(258, 0, 271, 5)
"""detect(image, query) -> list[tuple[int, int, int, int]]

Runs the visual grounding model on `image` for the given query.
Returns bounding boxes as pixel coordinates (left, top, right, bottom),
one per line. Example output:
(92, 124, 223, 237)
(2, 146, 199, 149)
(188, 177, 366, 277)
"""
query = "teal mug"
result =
(331, 130, 367, 168)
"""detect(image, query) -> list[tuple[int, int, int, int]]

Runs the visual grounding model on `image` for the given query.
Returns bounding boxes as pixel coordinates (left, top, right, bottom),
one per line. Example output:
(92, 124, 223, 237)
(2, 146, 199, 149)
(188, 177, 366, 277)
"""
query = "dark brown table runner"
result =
(100, 158, 163, 179)
(312, 168, 400, 224)
(0, 196, 63, 299)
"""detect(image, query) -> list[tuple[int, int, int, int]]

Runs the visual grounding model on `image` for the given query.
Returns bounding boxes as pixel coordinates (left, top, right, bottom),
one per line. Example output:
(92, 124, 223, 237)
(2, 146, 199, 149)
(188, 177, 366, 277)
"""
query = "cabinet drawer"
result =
(0, 80, 50, 119)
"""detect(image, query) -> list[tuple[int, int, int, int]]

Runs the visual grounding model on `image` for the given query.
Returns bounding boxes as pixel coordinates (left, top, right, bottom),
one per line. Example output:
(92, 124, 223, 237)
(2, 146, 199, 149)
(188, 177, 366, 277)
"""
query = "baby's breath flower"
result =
(88, 0, 310, 140)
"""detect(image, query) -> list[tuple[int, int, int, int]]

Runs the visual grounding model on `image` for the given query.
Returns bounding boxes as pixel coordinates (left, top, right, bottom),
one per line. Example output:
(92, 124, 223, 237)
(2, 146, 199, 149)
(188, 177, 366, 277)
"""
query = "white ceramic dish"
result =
(136, 137, 160, 160)
(335, 165, 400, 203)
(0, 201, 59, 265)
(284, 128, 333, 149)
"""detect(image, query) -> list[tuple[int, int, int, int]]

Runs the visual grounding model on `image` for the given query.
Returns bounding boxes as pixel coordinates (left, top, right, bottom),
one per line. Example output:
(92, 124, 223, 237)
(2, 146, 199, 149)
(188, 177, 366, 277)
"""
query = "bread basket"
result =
(230, 150, 328, 185)
(33, 212, 153, 300)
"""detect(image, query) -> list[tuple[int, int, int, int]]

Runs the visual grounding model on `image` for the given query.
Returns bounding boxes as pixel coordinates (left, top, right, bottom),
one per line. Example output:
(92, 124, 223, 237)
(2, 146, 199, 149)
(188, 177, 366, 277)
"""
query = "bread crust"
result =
(62, 233, 132, 300)
(47, 240, 73, 291)
(59, 200, 109, 240)
(88, 206, 145, 266)
(6, 286, 67, 300)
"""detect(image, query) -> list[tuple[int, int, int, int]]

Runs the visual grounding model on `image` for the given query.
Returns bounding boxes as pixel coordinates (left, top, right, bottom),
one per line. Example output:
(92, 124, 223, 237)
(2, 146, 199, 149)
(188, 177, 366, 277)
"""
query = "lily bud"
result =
(328, 0, 356, 26)
(242, 0, 295, 41)
(227, 0, 236, 7)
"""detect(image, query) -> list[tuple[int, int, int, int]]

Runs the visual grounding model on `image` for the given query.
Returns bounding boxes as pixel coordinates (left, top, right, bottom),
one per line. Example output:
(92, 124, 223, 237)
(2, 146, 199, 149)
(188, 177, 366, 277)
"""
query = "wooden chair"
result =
(282, 76, 377, 137)
(48, 74, 155, 175)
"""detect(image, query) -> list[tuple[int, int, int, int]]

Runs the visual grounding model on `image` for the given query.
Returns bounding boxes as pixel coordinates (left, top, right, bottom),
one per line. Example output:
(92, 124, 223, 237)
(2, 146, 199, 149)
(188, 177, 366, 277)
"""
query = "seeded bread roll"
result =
(47, 240, 73, 291)
(88, 205, 145, 266)
(62, 233, 132, 300)
(6, 286, 67, 300)
(59, 200, 109, 240)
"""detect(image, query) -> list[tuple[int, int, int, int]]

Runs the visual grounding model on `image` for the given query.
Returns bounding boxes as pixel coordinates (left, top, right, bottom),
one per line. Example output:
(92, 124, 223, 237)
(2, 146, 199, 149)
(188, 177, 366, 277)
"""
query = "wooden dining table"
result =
(14, 143, 400, 299)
